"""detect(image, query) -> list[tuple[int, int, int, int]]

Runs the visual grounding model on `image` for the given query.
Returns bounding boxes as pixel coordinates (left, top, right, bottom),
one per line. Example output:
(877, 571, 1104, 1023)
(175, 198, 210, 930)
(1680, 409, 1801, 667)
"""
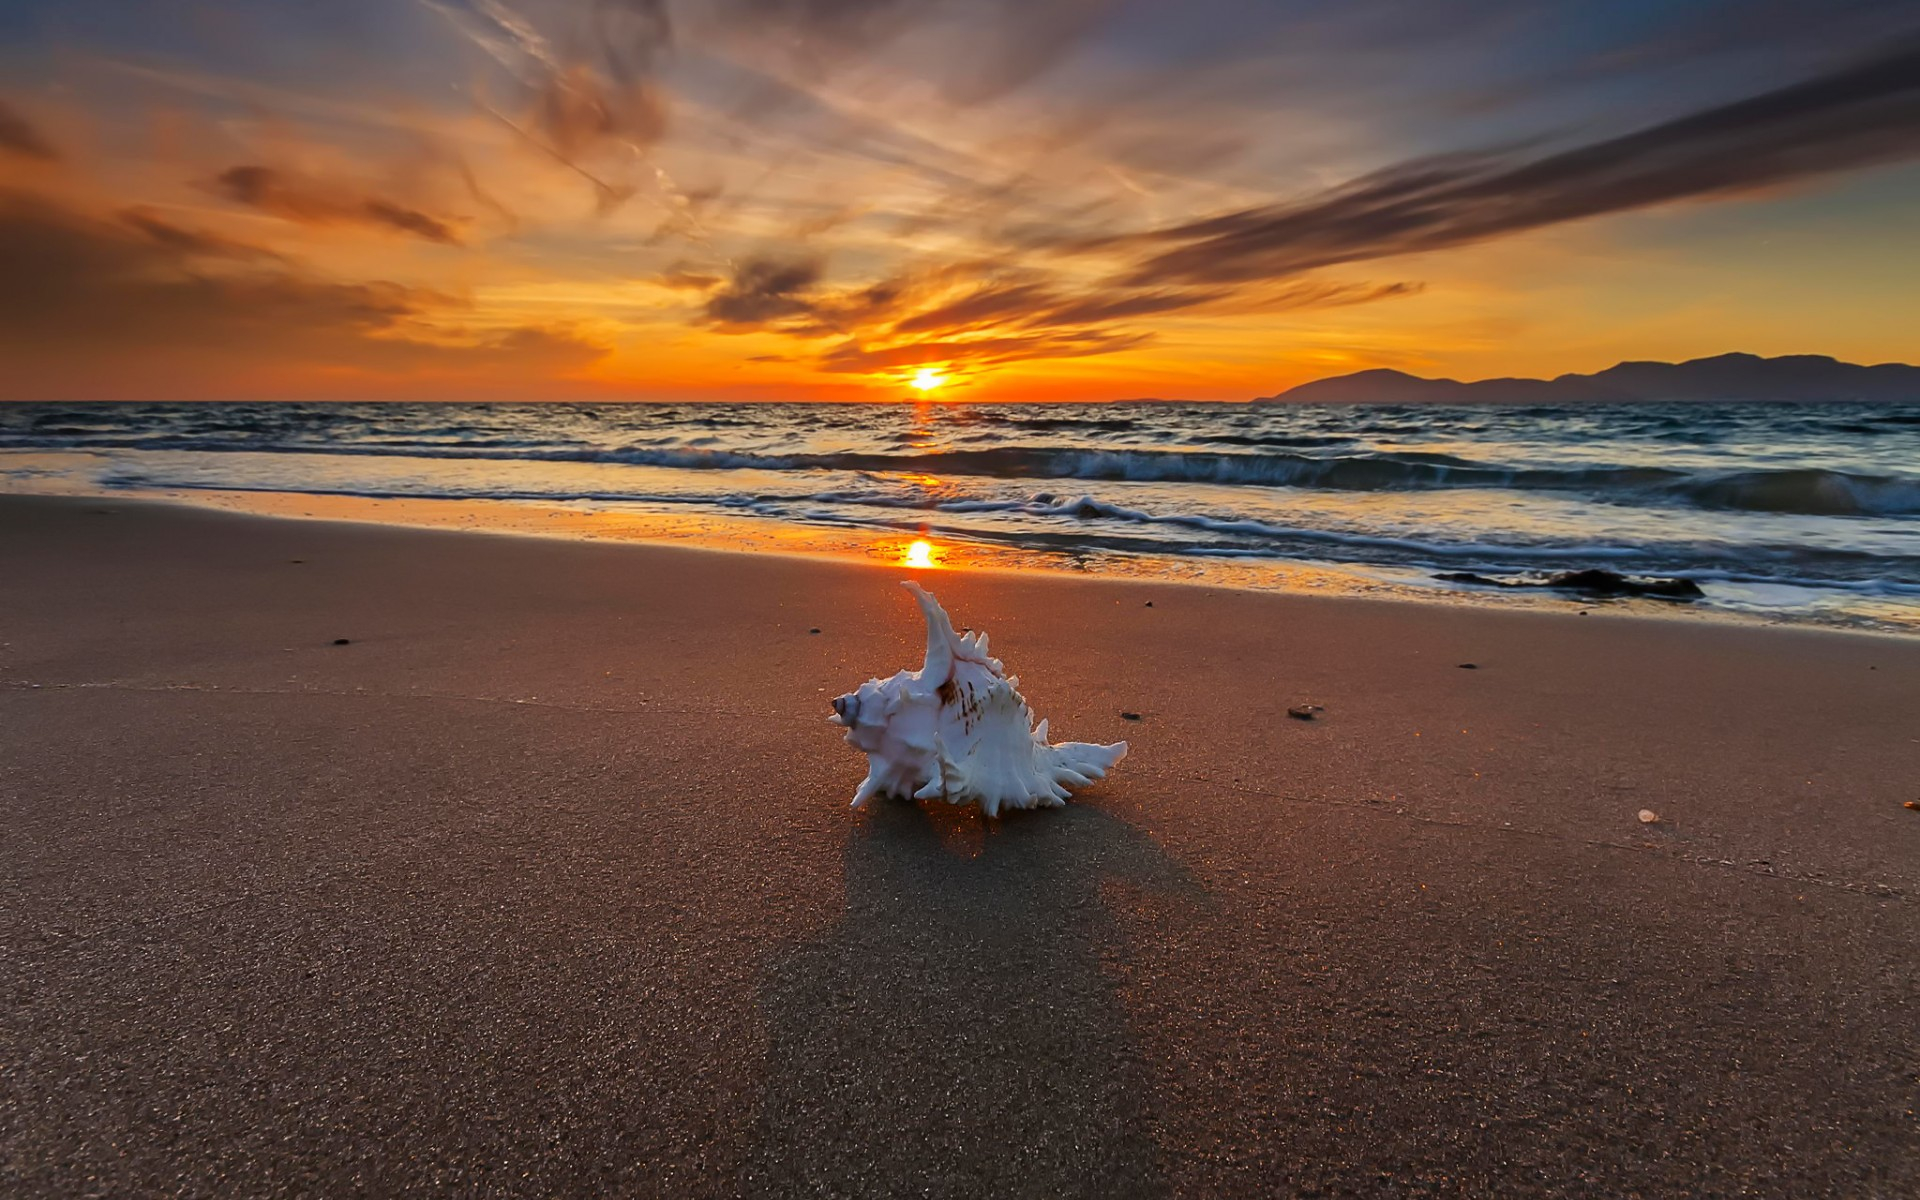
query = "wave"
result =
(969, 413, 1142, 433)
(1663, 468, 1920, 518)
(95, 463, 1919, 593)
(10, 427, 1920, 518)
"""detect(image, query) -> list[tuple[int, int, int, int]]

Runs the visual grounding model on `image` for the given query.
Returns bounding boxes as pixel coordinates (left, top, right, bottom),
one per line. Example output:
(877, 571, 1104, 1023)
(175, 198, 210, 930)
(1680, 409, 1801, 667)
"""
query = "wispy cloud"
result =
(1094, 42, 1920, 286)
(817, 328, 1150, 373)
(119, 208, 286, 260)
(0, 189, 605, 394)
(688, 251, 1421, 374)
(0, 99, 59, 161)
(210, 166, 468, 244)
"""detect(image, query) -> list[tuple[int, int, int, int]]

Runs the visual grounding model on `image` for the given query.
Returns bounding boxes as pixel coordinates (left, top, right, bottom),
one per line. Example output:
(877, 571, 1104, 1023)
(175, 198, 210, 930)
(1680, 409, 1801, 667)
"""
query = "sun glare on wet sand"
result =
(903, 539, 937, 568)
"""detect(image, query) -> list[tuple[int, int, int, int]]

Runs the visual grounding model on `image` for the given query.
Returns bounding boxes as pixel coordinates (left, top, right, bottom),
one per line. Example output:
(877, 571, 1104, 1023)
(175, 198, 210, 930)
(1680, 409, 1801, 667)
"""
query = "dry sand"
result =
(3, 495, 1917, 1197)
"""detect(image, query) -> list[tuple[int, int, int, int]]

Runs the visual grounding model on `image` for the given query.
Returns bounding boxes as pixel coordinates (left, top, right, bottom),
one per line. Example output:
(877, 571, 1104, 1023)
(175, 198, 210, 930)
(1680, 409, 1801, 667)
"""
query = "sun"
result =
(909, 368, 947, 394)
(903, 539, 936, 568)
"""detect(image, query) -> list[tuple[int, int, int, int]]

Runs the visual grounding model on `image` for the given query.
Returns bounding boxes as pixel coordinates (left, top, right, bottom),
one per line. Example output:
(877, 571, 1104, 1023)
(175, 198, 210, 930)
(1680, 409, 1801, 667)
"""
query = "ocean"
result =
(5, 399, 1918, 630)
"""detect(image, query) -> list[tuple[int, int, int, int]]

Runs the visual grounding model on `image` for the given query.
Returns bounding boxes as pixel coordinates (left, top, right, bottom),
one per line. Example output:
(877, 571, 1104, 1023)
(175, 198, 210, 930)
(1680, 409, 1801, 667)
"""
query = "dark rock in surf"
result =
(1436, 569, 1704, 601)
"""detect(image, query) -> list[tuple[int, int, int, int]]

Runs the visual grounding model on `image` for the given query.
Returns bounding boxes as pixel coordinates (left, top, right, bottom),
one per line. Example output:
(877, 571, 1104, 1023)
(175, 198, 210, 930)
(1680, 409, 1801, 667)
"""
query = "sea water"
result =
(4, 399, 1917, 630)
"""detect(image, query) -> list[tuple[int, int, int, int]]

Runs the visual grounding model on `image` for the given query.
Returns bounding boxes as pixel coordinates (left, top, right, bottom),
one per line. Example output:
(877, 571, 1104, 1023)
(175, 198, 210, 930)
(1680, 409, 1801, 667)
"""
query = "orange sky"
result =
(1, 1, 1917, 402)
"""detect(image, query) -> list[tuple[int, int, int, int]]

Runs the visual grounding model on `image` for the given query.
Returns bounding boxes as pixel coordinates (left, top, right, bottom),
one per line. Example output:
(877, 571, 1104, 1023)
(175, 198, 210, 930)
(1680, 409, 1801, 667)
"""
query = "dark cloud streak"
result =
(0, 99, 59, 161)
(702, 257, 826, 326)
(817, 328, 1151, 373)
(212, 166, 467, 244)
(1106, 41, 1920, 286)
(119, 208, 285, 261)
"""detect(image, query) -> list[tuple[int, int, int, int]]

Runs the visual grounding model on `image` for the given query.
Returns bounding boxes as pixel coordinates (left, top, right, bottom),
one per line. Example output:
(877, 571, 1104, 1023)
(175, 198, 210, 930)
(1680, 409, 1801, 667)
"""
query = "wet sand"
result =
(3, 495, 1917, 1197)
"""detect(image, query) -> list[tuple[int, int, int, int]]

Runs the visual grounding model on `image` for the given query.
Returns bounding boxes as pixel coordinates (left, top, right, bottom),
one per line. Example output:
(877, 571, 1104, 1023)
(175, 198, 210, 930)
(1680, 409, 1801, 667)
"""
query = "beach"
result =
(3, 493, 1916, 1196)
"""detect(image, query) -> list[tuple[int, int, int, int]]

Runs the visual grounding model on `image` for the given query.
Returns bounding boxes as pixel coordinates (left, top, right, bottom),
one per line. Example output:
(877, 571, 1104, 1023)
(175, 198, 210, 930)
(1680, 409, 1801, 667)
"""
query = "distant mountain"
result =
(1257, 353, 1920, 405)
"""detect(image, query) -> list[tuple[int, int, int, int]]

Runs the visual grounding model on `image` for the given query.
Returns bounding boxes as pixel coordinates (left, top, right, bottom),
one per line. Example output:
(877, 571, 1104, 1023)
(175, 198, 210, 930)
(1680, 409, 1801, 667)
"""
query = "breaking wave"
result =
(14, 431, 1917, 516)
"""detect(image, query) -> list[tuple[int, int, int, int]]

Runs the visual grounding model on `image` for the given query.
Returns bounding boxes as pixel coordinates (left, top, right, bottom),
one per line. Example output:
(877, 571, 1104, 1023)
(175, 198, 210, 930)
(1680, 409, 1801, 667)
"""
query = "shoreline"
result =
(5, 493, 1918, 1195)
(9, 483, 1913, 639)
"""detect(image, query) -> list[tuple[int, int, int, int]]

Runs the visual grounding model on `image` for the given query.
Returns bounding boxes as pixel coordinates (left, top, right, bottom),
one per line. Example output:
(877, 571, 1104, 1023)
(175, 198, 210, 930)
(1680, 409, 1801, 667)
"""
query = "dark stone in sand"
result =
(1287, 705, 1321, 720)
(1121, 711, 1142, 721)
(808, 628, 821, 634)
(332, 638, 351, 645)
(1458, 663, 1478, 669)
(1144, 602, 1154, 607)
(1436, 569, 1705, 601)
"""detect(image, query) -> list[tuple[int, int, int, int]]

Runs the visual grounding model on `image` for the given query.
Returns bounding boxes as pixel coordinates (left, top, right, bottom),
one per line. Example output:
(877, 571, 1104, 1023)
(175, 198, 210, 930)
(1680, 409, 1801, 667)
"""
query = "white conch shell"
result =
(828, 582, 1128, 817)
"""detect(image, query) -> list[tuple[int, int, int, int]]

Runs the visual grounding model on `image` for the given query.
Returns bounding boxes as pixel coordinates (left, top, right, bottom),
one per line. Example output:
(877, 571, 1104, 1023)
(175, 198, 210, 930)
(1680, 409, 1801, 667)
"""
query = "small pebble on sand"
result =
(1638, 809, 1659, 824)
(332, 638, 351, 646)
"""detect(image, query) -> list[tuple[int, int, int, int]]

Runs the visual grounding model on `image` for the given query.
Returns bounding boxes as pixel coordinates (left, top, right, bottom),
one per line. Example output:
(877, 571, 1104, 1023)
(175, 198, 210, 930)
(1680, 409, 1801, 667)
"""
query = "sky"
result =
(0, 0, 1916, 402)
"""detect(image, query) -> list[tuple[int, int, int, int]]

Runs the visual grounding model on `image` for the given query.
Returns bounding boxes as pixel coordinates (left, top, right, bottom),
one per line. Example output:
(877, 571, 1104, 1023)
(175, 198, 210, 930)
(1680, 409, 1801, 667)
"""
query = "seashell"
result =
(829, 582, 1128, 817)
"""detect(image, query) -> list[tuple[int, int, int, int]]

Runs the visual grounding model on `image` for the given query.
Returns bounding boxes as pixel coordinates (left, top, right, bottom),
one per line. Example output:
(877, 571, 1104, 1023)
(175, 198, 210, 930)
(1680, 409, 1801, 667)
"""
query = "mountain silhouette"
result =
(1259, 353, 1920, 404)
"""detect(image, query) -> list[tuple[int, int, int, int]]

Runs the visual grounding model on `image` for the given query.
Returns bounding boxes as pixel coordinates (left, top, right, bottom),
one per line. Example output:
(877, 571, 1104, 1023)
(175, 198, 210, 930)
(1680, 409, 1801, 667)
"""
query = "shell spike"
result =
(903, 580, 961, 687)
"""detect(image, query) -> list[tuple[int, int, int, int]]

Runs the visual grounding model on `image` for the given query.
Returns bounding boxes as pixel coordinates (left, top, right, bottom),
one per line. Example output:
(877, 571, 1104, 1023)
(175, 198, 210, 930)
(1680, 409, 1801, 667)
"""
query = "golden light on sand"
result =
(903, 539, 937, 568)
(909, 368, 948, 394)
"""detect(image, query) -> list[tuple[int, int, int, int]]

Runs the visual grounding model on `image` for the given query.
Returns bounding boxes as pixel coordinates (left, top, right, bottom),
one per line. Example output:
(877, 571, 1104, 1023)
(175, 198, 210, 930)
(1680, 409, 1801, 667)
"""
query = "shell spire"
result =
(905, 580, 959, 688)
(829, 583, 1128, 816)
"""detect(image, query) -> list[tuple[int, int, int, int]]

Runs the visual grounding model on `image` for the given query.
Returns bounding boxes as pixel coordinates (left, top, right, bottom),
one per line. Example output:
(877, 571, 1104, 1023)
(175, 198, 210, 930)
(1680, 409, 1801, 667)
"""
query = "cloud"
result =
(817, 328, 1151, 373)
(704, 0, 1115, 105)
(425, 0, 1119, 224)
(657, 264, 723, 290)
(698, 256, 985, 343)
(701, 256, 825, 326)
(0, 189, 605, 392)
(888, 282, 1255, 336)
(1099, 41, 1920, 286)
(532, 64, 670, 158)
(886, 283, 1061, 335)
(0, 100, 58, 161)
(689, 245, 1421, 374)
(211, 166, 467, 244)
(428, 0, 676, 210)
(119, 208, 284, 261)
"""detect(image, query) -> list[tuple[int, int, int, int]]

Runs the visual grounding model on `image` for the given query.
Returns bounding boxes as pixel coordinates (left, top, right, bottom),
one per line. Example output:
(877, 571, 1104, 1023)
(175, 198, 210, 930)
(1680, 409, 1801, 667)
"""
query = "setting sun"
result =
(909, 369, 947, 394)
